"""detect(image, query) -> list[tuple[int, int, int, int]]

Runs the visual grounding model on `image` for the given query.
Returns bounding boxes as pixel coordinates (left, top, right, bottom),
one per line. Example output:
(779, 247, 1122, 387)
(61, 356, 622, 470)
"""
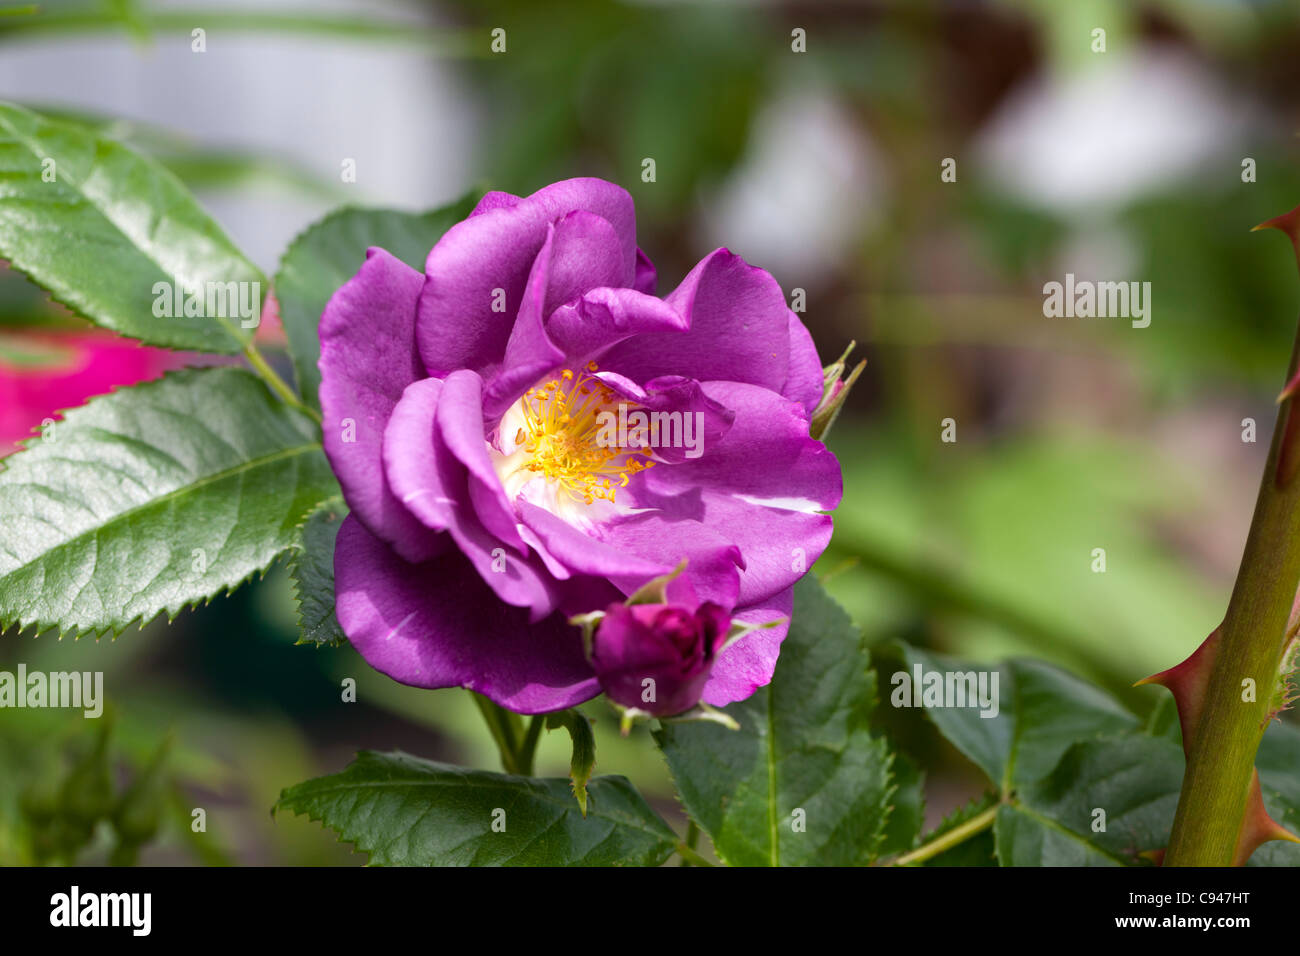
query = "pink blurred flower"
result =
(0, 331, 188, 455)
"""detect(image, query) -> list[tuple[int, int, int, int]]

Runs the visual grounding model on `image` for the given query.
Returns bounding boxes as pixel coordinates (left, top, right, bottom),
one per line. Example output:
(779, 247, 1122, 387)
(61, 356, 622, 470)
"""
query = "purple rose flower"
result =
(319, 178, 841, 713)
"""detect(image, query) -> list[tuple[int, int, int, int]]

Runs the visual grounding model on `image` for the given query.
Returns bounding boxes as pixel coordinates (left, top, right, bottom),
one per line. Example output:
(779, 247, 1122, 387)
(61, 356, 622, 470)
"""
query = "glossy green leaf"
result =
(273, 196, 478, 407)
(276, 750, 678, 866)
(656, 576, 903, 866)
(0, 101, 263, 352)
(0, 367, 337, 636)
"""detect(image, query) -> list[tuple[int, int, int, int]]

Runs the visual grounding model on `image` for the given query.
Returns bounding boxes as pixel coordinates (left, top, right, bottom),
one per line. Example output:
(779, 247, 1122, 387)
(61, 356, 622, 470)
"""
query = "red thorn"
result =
(1279, 367, 1300, 405)
(1141, 848, 1165, 866)
(1233, 771, 1300, 866)
(1137, 627, 1220, 747)
(1277, 400, 1300, 487)
(1142, 626, 1300, 864)
(1257, 204, 1300, 482)
(1253, 203, 1300, 274)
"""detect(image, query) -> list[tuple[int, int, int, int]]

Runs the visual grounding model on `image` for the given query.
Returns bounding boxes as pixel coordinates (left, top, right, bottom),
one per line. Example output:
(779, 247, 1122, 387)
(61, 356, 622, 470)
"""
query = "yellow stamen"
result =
(512, 366, 650, 505)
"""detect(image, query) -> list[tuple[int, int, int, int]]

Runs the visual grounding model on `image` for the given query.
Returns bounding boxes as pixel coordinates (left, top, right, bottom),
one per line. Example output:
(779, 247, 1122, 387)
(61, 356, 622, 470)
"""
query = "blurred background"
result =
(3, 0, 1300, 864)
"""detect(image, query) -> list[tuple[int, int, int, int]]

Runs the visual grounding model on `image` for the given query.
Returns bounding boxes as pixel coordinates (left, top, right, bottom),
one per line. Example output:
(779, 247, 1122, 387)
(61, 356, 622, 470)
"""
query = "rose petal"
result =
(634, 381, 840, 604)
(545, 287, 688, 362)
(435, 370, 523, 551)
(319, 247, 442, 562)
(518, 499, 671, 591)
(634, 248, 657, 294)
(597, 248, 793, 395)
(334, 515, 597, 712)
(641, 381, 841, 508)
(702, 587, 792, 707)
(482, 210, 628, 418)
(382, 373, 555, 619)
(382, 377, 456, 531)
(784, 312, 824, 415)
(418, 178, 637, 377)
(591, 374, 735, 465)
(596, 509, 743, 607)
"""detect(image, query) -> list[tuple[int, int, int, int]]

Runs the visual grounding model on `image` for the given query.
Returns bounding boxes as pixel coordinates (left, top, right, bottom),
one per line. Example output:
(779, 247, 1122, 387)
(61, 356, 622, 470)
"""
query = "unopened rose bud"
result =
(589, 600, 731, 717)
(810, 342, 865, 441)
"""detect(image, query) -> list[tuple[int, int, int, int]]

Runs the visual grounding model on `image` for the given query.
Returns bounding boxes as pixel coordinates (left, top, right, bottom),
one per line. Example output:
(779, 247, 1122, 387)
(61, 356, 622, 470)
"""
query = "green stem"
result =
(243, 344, 321, 425)
(675, 839, 713, 868)
(1164, 318, 1300, 866)
(517, 715, 545, 777)
(679, 820, 701, 867)
(471, 693, 526, 775)
(890, 806, 998, 867)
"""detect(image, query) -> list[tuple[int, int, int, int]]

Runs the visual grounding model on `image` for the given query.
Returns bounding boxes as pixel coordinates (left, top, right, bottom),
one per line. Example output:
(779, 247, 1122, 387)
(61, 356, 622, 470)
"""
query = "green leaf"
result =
(877, 751, 925, 857)
(887, 644, 1186, 866)
(655, 576, 903, 866)
(0, 101, 263, 352)
(289, 497, 348, 647)
(994, 734, 1183, 866)
(544, 709, 597, 816)
(891, 644, 1138, 793)
(0, 367, 337, 636)
(273, 196, 479, 408)
(8, 103, 342, 199)
(276, 750, 678, 866)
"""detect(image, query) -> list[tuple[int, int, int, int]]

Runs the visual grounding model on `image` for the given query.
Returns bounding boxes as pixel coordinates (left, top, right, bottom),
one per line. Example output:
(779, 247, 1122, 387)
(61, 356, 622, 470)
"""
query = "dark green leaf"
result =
(877, 751, 925, 857)
(273, 196, 478, 407)
(995, 734, 1182, 866)
(289, 497, 348, 647)
(0, 101, 263, 352)
(1143, 693, 1181, 744)
(0, 367, 337, 636)
(276, 750, 677, 866)
(892, 644, 1137, 793)
(656, 576, 903, 865)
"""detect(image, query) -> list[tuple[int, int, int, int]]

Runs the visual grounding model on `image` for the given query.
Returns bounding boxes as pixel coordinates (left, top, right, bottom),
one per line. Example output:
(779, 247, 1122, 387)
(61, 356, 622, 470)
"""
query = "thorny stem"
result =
(889, 806, 998, 867)
(1164, 239, 1300, 865)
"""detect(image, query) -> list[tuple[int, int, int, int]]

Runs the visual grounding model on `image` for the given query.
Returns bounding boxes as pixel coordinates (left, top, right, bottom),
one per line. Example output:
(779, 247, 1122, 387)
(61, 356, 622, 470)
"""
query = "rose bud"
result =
(589, 599, 731, 717)
(810, 341, 865, 441)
